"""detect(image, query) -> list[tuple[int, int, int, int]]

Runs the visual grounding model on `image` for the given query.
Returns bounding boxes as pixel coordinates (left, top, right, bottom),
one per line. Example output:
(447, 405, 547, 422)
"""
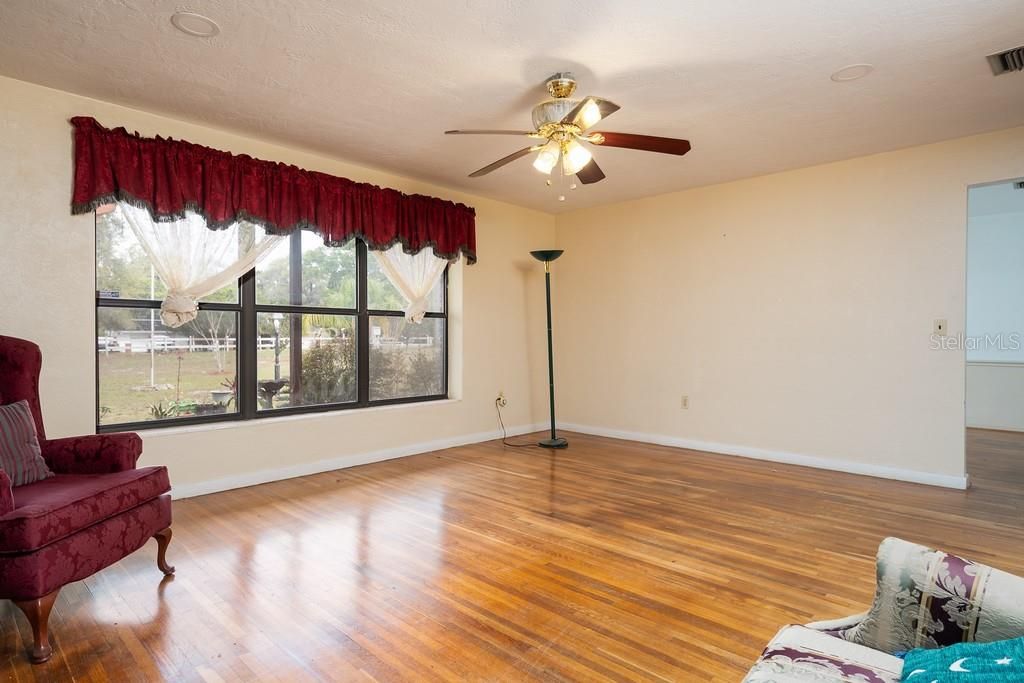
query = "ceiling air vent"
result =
(988, 46, 1024, 75)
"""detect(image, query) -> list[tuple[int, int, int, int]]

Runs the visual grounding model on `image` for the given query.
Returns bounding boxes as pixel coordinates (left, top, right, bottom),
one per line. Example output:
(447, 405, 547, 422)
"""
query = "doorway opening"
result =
(965, 179, 1024, 485)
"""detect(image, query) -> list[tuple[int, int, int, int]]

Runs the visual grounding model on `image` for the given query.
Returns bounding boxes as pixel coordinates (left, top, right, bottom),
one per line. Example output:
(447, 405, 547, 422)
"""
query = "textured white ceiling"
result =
(1, 0, 1023, 213)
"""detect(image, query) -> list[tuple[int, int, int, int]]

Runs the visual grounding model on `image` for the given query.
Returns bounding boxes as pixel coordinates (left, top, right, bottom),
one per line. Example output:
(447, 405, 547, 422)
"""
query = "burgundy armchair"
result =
(0, 335, 173, 663)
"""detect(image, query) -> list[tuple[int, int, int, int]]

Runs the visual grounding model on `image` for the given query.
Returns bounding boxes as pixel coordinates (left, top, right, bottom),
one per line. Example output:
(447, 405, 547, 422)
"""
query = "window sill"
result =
(134, 397, 462, 438)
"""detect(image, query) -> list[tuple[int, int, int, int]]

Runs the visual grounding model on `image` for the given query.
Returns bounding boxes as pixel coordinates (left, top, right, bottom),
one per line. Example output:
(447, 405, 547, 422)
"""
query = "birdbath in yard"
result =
(257, 379, 288, 409)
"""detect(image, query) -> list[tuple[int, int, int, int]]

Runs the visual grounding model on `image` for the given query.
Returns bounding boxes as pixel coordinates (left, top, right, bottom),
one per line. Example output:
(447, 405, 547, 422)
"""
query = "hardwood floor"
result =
(3, 429, 1023, 682)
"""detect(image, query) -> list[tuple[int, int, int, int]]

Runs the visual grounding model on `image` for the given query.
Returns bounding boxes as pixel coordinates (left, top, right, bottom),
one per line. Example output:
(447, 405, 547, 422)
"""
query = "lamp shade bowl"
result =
(530, 249, 564, 263)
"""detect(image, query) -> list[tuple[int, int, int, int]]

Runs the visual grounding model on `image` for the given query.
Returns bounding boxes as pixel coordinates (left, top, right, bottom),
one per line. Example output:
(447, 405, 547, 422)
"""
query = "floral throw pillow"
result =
(838, 538, 1024, 655)
(0, 400, 53, 486)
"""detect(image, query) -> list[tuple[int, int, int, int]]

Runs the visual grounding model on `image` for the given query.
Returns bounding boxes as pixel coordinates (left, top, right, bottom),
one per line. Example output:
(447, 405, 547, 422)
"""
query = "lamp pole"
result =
(531, 250, 568, 449)
(271, 312, 283, 382)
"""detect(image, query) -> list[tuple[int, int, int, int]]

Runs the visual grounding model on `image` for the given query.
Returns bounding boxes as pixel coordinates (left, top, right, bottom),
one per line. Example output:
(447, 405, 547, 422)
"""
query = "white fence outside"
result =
(98, 332, 436, 353)
(99, 334, 246, 353)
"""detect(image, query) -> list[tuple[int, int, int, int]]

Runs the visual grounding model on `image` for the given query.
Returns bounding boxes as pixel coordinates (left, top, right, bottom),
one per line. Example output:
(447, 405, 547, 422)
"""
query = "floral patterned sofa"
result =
(744, 537, 1024, 682)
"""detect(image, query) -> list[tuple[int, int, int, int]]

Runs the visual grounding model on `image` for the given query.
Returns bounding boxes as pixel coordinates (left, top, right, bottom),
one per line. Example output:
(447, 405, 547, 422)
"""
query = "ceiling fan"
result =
(445, 72, 691, 192)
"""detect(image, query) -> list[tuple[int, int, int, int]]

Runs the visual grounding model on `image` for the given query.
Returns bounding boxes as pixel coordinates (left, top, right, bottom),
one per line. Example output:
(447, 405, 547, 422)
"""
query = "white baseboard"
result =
(171, 420, 969, 498)
(170, 422, 546, 499)
(560, 422, 969, 490)
(967, 422, 1024, 434)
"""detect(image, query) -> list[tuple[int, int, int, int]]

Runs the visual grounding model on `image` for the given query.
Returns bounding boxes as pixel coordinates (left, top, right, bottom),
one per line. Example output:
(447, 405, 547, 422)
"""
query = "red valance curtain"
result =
(70, 117, 477, 264)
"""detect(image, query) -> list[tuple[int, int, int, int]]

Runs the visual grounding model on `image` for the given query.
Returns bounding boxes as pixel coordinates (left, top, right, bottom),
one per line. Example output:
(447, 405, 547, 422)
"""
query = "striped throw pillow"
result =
(0, 400, 53, 486)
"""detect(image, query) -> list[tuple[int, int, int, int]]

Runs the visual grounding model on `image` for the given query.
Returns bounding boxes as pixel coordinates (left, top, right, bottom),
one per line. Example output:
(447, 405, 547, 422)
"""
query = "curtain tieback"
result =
(406, 296, 429, 324)
(161, 291, 199, 327)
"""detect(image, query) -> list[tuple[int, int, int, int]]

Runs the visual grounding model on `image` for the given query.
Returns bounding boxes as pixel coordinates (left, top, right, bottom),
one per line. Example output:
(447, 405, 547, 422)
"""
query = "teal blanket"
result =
(902, 638, 1024, 681)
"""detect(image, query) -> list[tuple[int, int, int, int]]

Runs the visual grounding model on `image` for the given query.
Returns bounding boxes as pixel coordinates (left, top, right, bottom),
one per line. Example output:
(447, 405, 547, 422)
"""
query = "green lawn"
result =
(98, 349, 240, 425)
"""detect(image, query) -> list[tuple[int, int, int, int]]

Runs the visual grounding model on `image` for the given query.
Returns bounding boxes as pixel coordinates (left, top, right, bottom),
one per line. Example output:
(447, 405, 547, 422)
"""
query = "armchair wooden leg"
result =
(154, 527, 175, 575)
(12, 588, 59, 664)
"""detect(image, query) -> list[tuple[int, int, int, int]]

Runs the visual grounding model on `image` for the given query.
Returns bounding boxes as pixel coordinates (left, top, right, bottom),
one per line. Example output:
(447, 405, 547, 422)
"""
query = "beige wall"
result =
(554, 126, 1024, 485)
(967, 364, 1024, 432)
(5, 73, 1024, 492)
(0, 76, 554, 494)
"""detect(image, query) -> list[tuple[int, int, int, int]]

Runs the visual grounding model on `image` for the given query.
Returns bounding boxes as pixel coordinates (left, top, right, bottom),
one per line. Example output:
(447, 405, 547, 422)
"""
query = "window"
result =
(96, 213, 447, 429)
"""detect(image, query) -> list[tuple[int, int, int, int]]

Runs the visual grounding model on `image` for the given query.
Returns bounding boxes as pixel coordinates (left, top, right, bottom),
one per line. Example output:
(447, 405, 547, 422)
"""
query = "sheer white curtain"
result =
(114, 202, 285, 327)
(371, 244, 448, 323)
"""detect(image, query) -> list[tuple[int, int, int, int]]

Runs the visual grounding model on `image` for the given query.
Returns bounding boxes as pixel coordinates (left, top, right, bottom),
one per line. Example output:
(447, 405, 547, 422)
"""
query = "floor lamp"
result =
(531, 249, 568, 449)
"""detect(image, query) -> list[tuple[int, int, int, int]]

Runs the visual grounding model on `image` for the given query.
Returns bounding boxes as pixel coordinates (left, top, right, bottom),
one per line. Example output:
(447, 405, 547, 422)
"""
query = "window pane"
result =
(256, 232, 356, 308)
(96, 210, 167, 301)
(97, 308, 238, 425)
(257, 313, 356, 410)
(367, 254, 445, 312)
(95, 210, 237, 303)
(369, 316, 445, 400)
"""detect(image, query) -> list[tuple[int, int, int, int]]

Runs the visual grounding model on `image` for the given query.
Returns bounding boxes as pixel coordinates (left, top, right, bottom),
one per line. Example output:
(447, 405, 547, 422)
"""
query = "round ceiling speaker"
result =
(830, 64, 874, 82)
(170, 11, 220, 38)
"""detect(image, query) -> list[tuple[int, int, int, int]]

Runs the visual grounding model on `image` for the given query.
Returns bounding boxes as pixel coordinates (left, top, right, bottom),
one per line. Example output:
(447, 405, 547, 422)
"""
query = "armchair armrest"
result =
(0, 470, 12, 516)
(806, 611, 869, 634)
(41, 432, 142, 474)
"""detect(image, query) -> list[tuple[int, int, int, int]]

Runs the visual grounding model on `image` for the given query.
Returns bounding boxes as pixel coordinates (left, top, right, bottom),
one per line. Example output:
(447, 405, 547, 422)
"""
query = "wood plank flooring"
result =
(3, 429, 1023, 682)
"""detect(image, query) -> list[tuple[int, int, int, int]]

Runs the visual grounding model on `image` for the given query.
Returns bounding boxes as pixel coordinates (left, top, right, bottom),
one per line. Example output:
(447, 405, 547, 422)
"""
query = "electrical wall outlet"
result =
(934, 319, 948, 336)
(680, 395, 689, 410)
(496, 391, 508, 407)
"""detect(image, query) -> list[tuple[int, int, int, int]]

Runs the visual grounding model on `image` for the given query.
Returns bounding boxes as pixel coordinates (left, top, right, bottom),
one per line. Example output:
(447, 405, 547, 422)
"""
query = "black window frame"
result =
(96, 230, 448, 432)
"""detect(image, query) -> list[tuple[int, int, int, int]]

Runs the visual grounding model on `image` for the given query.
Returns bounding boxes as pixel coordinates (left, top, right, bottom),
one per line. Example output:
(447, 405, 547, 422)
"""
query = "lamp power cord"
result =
(495, 397, 537, 448)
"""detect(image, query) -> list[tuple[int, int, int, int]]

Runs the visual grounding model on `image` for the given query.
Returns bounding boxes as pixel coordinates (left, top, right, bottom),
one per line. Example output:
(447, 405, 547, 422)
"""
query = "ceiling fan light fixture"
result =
(577, 100, 603, 129)
(445, 72, 690, 187)
(532, 140, 560, 174)
(562, 140, 592, 176)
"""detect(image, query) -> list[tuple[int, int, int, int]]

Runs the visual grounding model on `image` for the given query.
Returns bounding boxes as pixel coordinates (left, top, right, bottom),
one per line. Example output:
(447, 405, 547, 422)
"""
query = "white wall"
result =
(554, 126, 1024, 487)
(0, 75, 555, 495)
(965, 183, 1024, 431)
(966, 210, 1024, 362)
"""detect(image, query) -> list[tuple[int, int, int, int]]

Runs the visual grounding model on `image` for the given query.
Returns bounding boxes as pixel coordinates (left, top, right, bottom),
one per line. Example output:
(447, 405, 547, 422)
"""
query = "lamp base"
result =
(538, 437, 568, 449)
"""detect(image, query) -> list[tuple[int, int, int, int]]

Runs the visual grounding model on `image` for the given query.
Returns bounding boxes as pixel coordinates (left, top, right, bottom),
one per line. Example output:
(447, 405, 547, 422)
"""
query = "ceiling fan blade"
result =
(446, 129, 535, 136)
(591, 132, 691, 156)
(468, 147, 538, 178)
(575, 159, 606, 185)
(560, 96, 621, 130)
